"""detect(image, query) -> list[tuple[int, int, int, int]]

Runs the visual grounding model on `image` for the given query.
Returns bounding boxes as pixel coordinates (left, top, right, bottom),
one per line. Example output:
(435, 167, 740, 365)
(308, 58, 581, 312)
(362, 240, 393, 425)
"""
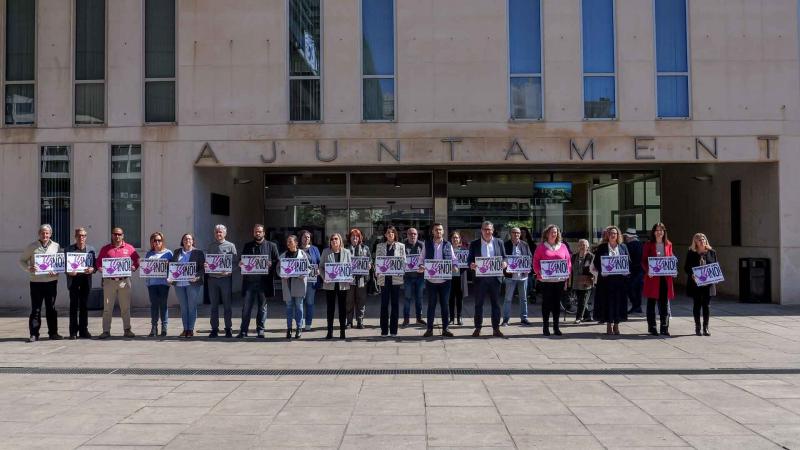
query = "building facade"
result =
(1, 0, 798, 306)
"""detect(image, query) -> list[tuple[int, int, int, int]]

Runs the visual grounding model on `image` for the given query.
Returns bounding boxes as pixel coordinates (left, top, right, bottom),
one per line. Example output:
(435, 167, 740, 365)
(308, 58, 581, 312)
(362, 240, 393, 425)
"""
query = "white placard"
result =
(279, 258, 309, 278)
(692, 262, 724, 287)
(33, 253, 65, 275)
(506, 255, 532, 274)
(350, 256, 371, 275)
(405, 254, 422, 272)
(206, 253, 233, 274)
(66, 252, 89, 273)
(474, 256, 504, 277)
(375, 256, 405, 276)
(324, 262, 354, 283)
(102, 257, 133, 278)
(423, 259, 453, 280)
(539, 258, 570, 280)
(648, 256, 678, 277)
(240, 255, 271, 275)
(140, 259, 169, 278)
(600, 255, 630, 276)
(455, 249, 469, 269)
(168, 262, 197, 282)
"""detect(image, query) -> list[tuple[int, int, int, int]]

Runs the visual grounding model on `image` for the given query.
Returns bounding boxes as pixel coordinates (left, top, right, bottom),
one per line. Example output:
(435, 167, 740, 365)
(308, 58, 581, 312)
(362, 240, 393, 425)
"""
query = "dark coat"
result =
(467, 237, 507, 284)
(684, 248, 718, 297)
(241, 239, 280, 296)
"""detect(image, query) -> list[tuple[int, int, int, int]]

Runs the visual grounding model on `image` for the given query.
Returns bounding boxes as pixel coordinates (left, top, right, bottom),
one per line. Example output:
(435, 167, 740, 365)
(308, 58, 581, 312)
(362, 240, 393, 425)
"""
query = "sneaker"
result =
(390, 333, 397, 337)
(442, 330, 454, 337)
(501, 320, 509, 327)
(160, 326, 167, 337)
(457, 318, 463, 326)
(123, 330, 135, 338)
(472, 329, 481, 337)
(304, 325, 312, 332)
(574, 319, 582, 324)
(49, 334, 63, 340)
(286, 330, 292, 339)
(381, 333, 390, 338)
(28, 335, 38, 343)
(356, 321, 364, 329)
(401, 318, 410, 328)
(295, 329, 302, 339)
(422, 330, 434, 338)
(98, 332, 111, 339)
(209, 329, 219, 338)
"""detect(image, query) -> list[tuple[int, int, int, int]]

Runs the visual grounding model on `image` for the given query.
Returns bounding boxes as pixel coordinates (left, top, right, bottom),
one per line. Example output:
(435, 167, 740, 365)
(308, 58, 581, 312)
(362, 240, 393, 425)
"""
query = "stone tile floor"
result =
(0, 296, 798, 449)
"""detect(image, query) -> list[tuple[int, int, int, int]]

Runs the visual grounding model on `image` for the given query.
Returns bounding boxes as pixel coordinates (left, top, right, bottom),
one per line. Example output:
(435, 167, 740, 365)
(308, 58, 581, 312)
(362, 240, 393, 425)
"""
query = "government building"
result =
(1, 0, 798, 306)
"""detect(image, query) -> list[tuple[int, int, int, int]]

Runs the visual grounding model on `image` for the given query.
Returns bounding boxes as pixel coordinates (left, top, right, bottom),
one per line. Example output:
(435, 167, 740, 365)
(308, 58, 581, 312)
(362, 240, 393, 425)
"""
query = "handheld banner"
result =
(540, 259, 569, 280)
(279, 258, 309, 278)
(168, 262, 197, 282)
(648, 256, 678, 277)
(692, 262, 724, 287)
(506, 255, 532, 274)
(405, 254, 422, 272)
(206, 253, 233, 274)
(66, 252, 89, 273)
(34, 253, 65, 275)
(324, 262, 354, 283)
(455, 249, 469, 269)
(140, 259, 169, 278)
(424, 259, 453, 280)
(102, 257, 133, 278)
(600, 255, 630, 276)
(375, 256, 405, 276)
(350, 256, 371, 275)
(240, 255, 270, 275)
(474, 256, 503, 277)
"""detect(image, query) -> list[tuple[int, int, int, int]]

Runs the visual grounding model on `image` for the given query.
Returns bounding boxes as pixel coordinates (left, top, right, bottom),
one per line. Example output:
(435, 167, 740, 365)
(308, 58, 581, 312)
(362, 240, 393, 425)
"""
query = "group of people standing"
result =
(18, 220, 720, 342)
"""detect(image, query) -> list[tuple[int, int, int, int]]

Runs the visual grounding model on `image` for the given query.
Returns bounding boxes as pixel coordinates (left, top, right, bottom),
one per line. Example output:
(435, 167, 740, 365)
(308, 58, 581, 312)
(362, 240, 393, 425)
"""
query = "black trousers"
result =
(574, 288, 592, 321)
(68, 276, 91, 336)
(540, 281, 564, 331)
(647, 277, 670, 330)
(29, 281, 58, 337)
(380, 279, 400, 335)
(326, 286, 347, 334)
(449, 275, 463, 320)
(474, 279, 501, 330)
(692, 291, 711, 328)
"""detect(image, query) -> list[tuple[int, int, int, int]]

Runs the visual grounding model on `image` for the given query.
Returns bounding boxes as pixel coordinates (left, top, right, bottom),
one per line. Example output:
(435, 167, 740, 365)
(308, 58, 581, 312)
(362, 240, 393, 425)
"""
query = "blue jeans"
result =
(503, 278, 529, 322)
(303, 282, 317, 329)
(426, 281, 451, 332)
(174, 284, 202, 331)
(286, 296, 304, 330)
(403, 276, 424, 320)
(240, 285, 267, 333)
(147, 284, 169, 327)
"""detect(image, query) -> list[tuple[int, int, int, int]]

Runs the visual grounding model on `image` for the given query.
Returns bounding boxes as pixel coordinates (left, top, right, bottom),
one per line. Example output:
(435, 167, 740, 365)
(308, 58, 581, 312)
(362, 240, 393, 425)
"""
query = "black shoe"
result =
(286, 330, 292, 339)
(256, 330, 265, 339)
(225, 328, 233, 338)
(492, 328, 504, 338)
(553, 328, 563, 336)
(521, 319, 531, 326)
(209, 329, 219, 338)
(148, 326, 157, 337)
(416, 317, 427, 326)
(442, 330, 454, 337)
(695, 327, 702, 336)
(295, 329, 301, 339)
(543, 328, 551, 336)
(339, 331, 346, 340)
(236, 331, 247, 338)
(423, 330, 434, 338)
(356, 321, 364, 330)
(628, 308, 643, 314)
(69, 334, 77, 340)
(79, 330, 92, 339)
(28, 335, 38, 343)
(660, 328, 670, 337)
(457, 318, 463, 326)
(703, 327, 711, 336)
(49, 334, 63, 341)
(401, 318, 410, 328)
(346, 321, 353, 329)
(325, 331, 333, 339)
(98, 332, 111, 339)
(649, 328, 659, 336)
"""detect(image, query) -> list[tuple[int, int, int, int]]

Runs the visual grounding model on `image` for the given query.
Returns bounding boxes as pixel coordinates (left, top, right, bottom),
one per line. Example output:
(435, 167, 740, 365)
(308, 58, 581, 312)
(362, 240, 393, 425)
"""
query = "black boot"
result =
(209, 329, 218, 338)
(703, 323, 711, 336)
(695, 325, 702, 336)
(286, 328, 292, 339)
(649, 327, 659, 336)
(660, 326, 670, 337)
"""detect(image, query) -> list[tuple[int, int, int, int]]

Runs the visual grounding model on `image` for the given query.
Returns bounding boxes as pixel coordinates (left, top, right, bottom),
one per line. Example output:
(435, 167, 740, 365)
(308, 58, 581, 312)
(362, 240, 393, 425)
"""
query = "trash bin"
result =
(739, 258, 771, 303)
(87, 287, 104, 310)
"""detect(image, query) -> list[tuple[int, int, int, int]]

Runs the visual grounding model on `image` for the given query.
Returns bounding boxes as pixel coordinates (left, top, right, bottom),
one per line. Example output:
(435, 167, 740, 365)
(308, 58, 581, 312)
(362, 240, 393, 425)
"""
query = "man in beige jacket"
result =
(18, 224, 62, 342)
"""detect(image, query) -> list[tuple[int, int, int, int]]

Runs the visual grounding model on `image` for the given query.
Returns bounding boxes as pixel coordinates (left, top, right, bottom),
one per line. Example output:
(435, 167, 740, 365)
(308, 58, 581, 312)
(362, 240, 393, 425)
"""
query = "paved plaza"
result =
(0, 296, 799, 449)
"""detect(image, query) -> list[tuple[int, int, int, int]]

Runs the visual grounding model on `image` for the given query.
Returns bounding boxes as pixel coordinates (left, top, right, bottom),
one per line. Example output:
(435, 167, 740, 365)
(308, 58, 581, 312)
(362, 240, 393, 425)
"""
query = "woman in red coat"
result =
(641, 222, 675, 336)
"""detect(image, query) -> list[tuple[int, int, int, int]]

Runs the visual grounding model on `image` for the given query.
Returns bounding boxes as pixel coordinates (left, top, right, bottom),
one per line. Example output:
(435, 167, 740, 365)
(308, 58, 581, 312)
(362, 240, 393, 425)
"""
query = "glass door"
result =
(349, 199, 433, 247)
(263, 199, 348, 251)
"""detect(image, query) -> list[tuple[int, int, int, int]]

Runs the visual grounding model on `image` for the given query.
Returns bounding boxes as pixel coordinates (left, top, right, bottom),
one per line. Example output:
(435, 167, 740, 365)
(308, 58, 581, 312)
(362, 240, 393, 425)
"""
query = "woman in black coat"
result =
(593, 226, 630, 335)
(684, 233, 718, 336)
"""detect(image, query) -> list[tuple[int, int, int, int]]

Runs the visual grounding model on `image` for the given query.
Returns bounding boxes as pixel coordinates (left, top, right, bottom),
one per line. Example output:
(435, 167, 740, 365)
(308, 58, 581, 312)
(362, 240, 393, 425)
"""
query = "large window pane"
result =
(362, 0, 394, 76)
(145, 0, 175, 79)
(75, 0, 106, 81)
(5, 0, 35, 81)
(510, 77, 542, 120)
(290, 79, 321, 121)
(584, 76, 616, 119)
(75, 84, 105, 125)
(582, 0, 615, 73)
(509, 0, 541, 74)
(145, 81, 176, 123)
(289, 0, 321, 77)
(5, 84, 34, 125)
(655, 0, 687, 73)
(111, 145, 142, 248)
(657, 75, 689, 118)
(40, 146, 71, 247)
(363, 78, 394, 121)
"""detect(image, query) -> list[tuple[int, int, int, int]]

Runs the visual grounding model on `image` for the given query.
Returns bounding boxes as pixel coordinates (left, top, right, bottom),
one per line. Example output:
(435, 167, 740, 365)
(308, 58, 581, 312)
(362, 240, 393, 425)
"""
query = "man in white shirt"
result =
(467, 221, 507, 337)
(422, 223, 458, 337)
(503, 227, 532, 326)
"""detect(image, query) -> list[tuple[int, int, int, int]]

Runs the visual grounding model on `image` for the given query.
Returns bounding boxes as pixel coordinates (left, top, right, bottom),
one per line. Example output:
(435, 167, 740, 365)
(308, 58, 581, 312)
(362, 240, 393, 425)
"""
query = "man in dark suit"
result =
(623, 228, 644, 314)
(467, 221, 507, 337)
(238, 224, 280, 338)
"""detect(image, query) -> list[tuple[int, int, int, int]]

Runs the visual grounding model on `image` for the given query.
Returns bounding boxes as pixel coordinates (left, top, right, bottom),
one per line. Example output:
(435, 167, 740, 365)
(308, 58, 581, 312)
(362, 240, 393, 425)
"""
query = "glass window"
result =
(508, 0, 542, 120)
(40, 146, 71, 246)
(4, 0, 36, 125)
(75, 0, 105, 125)
(263, 173, 347, 198)
(362, 0, 395, 121)
(582, 0, 616, 119)
(111, 145, 142, 248)
(655, 0, 689, 118)
(289, 0, 322, 121)
(145, 0, 176, 122)
(350, 172, 432, 198)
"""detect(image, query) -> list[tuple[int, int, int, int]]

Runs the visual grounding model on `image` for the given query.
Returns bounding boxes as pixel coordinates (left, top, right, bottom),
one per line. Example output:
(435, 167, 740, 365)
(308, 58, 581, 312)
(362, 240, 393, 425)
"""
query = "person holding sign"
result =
(449, 231, 468, 326)
(65, 227, 96, 339)
(503, 227, 533, 327)
(96, 227, 140, 339)
(18, 224, 62, 342)
(533, 225, 572, 336)
(375, 226, 406, 337)
(422, 223, 457, 337)
(279, 235, 308, 339)
(467, 221, 507, 337)
(299, 230, 322, 332)
(642, 223, 676, 337)
(320, 233, 353, 339)
(144, 232, 172, 337)
(238, 224, 280, 338)
(685, 233, 718, 336)
(206, 224, 238, 338)
(346, 228, 371, 330)
(568, 239, 595, 324)
(170, 234, 205, 338)
(402, 228, 426, 328)
(593, 226, 630, 336)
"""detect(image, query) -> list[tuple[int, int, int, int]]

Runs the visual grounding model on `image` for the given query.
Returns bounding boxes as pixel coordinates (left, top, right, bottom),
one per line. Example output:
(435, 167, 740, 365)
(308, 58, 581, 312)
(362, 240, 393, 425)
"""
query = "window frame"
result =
(359, 0, 397, 123)
(72, 0, 108, 127)
(652, 0, 691, 120)
(507, 0, 544, 121)
(580, 0, 618, 121)
(39, 145, 73, 247)
(109, 143, 144, 249)
(3, 0, 38, 127)
(142, 0, 178, 125)
(286, 0, 324, 123)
